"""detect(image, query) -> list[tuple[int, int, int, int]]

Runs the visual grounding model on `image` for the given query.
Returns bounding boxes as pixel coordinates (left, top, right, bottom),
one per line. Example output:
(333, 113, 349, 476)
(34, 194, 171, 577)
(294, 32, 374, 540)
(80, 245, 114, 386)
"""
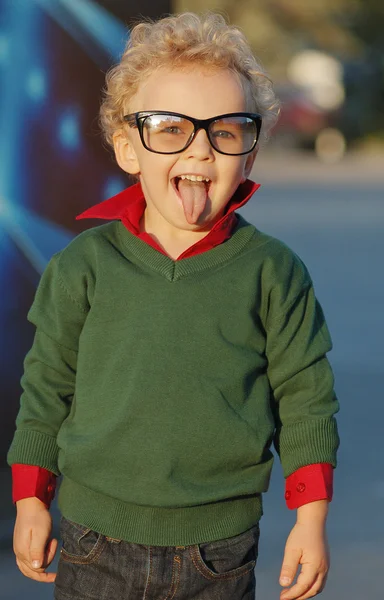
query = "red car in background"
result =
(273, 84, 335, 150)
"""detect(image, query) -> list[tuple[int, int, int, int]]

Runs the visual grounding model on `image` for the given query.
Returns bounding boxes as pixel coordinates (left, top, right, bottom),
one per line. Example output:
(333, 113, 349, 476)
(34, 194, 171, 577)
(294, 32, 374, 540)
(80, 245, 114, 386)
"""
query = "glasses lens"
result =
(142, 114, 194, 153)
(209, 116, 258, 154)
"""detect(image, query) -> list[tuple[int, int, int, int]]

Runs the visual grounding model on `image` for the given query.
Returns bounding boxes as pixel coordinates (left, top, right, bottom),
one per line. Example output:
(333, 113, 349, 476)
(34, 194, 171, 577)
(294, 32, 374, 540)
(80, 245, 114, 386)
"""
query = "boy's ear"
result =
(241, 147, 258, 183)
(113, 130, 140, 175)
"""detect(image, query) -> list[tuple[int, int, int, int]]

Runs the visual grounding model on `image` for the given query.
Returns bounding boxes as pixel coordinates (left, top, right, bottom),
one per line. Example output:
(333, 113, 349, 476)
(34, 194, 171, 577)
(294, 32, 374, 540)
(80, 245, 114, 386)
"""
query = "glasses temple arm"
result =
(123, 114, 137, 127)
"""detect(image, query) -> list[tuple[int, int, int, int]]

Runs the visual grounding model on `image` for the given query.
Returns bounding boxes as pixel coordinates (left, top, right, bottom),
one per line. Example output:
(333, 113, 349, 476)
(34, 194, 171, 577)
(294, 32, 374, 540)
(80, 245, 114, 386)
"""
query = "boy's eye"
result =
(212, 130, 235, 139)
(145, 116, 190, 136)
(161, 126, 184, 134)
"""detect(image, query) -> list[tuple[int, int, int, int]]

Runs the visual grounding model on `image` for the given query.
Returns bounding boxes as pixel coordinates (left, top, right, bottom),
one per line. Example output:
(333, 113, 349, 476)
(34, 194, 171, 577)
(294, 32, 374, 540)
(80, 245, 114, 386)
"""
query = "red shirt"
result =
(12, 180, 333, 509)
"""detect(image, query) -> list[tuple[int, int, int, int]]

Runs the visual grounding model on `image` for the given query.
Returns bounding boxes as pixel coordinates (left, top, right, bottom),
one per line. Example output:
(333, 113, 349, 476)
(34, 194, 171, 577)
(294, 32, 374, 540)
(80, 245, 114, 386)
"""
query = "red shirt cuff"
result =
(285, 463, 333, 510)
(12, 464, 57, 508)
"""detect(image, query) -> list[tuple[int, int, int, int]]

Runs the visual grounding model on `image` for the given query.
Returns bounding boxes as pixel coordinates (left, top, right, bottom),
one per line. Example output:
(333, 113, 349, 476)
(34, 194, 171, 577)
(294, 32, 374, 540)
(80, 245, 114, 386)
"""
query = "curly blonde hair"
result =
(100, 12, 280, 147)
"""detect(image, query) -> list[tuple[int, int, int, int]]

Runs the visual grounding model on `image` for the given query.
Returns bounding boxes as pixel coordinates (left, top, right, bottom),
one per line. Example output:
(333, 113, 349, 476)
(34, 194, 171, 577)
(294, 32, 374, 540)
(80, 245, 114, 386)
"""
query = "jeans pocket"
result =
(59, 517, 107, 565)
(189, 524, 259, 581)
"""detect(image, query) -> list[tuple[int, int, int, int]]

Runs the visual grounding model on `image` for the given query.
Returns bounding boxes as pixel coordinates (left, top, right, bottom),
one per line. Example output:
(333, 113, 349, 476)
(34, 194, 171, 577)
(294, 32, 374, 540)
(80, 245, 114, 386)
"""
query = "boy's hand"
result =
(279, 500, 330, 600)
(13, 497, 58, 583)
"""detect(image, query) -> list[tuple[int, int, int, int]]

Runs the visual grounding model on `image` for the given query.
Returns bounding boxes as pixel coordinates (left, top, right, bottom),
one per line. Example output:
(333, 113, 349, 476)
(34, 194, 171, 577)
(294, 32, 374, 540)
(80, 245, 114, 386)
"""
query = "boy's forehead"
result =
(129, 66, 248, 118)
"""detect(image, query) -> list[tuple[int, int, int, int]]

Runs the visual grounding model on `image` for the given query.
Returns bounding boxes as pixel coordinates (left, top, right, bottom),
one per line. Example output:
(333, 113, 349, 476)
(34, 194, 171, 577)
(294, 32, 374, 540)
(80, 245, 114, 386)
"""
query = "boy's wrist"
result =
(16, 497, 49, 512)
(296, 499, 329, 527)
(12, 464, 56, 508)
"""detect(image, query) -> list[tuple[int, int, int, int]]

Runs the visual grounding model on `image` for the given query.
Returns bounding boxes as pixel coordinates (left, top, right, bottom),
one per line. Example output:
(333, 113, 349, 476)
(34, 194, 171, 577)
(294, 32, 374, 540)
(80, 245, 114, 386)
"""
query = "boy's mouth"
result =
(172, 175, 212, 224)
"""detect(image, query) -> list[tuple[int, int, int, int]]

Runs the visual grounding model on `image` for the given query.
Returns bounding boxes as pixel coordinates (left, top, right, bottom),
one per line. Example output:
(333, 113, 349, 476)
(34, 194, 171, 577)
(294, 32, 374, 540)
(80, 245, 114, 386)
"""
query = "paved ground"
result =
(1, 150, 383, 599)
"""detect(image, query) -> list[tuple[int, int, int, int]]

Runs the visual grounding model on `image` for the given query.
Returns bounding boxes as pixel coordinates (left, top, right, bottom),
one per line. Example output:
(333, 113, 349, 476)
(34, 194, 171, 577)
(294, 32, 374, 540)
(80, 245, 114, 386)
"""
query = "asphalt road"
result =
(1, 151, 383, 599)
(242, 153, 384, 600)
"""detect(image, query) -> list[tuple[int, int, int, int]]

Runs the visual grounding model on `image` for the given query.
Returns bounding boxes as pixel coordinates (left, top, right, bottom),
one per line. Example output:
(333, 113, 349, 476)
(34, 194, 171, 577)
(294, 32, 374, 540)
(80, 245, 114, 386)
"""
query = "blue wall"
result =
(0, 0, 170, 464)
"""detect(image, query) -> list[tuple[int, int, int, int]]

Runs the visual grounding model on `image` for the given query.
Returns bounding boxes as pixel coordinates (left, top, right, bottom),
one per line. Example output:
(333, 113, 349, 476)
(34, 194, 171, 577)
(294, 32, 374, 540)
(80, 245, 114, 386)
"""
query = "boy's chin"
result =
(189, 212, 223, 232)
(171, 211, 212, 232)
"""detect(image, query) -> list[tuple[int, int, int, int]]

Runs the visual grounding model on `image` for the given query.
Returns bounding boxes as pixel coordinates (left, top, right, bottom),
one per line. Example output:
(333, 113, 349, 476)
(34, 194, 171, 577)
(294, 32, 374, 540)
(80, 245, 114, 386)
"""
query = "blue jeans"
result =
(54, 516, 259, 599)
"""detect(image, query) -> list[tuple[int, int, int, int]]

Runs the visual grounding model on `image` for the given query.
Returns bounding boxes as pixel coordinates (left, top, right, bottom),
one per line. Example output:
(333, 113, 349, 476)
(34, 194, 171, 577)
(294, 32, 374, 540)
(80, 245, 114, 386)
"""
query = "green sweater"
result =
(8, 217, 339, 545)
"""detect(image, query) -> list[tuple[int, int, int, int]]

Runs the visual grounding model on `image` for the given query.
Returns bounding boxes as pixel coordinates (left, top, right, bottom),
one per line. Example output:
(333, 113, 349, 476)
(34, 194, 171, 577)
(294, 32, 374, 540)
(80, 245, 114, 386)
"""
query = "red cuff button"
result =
(296, 483, 306, 493)
(285, 491, 291, 500)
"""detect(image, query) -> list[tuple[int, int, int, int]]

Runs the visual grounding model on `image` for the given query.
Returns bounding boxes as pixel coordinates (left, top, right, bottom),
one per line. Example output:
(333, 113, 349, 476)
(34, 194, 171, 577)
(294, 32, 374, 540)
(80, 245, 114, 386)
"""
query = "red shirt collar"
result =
(77, 179, 260, 260)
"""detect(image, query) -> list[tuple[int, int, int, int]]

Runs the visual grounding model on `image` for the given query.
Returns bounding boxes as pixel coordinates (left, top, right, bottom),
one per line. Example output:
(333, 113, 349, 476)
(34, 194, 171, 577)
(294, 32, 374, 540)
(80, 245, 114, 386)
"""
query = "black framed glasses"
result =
(123, 111, 262, 156)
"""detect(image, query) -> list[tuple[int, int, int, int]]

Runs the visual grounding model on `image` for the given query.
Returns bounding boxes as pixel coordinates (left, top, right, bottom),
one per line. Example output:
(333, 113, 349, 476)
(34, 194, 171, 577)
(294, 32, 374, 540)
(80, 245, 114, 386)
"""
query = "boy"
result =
(8, 12, 339, 600)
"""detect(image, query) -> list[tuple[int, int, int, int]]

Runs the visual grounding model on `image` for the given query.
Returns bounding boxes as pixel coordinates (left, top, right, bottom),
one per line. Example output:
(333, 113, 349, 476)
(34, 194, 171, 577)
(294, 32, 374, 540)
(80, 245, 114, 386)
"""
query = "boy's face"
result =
(114, 67, 257, 234)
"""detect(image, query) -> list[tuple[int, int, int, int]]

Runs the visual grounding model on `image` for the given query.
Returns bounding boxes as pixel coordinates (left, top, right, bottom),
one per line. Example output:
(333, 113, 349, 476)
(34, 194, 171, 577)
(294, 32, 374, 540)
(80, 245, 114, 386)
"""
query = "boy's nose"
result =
(183, 129, 214, 160)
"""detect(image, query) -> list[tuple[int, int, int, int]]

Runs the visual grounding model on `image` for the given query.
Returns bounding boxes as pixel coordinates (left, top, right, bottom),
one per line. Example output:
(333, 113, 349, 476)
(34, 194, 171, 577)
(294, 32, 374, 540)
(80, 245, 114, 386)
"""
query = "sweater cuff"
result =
(7, 430, 60, 475)
(12, 464, 57, 508)
(285, 463, 333, 509)
(279, 417, 338, 476)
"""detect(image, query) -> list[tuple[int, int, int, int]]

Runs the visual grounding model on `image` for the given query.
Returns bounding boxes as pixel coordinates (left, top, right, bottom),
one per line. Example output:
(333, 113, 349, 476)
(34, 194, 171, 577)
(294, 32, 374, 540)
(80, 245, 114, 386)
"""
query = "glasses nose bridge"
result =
(189, 118, 213, 151)
(192, 117, 210, 137)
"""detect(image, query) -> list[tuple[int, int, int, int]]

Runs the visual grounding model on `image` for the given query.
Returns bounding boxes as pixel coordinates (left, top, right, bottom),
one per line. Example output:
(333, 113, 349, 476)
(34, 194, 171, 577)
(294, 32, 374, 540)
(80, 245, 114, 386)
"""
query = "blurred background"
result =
(0, 1, 383, 599)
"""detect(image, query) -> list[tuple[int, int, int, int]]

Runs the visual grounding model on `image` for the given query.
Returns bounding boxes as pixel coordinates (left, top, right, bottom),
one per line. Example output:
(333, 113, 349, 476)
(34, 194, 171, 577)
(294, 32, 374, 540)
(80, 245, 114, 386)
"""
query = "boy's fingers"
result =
(29, 531, 48, 569)
(280, 566, 318, 600)
(279, 547, 301, 586)
(16, 558, 56, 583)
(44, 537, 58, 567)
(13, 530, 32, 563)
(290, 573, 325, 600)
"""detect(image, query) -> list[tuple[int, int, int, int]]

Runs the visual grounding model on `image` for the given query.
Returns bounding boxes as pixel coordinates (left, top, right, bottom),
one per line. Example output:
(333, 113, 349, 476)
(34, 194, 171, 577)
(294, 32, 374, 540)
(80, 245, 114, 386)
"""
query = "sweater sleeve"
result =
(264, 253, 340, 478)
(7, 251, 89, 475)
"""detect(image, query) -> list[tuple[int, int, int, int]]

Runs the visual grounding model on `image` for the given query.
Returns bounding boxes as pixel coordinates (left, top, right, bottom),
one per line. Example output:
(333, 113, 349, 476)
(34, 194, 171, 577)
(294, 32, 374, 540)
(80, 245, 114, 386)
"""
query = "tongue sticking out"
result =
(177, 179, 209, 224)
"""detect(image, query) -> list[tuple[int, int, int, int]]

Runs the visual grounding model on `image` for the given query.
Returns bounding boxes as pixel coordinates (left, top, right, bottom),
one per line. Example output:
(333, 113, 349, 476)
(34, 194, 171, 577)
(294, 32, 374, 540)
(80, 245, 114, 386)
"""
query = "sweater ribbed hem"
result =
(58, 476, 263, 546)
(7, 430, 60, 475)
(279, 417, 339, 477)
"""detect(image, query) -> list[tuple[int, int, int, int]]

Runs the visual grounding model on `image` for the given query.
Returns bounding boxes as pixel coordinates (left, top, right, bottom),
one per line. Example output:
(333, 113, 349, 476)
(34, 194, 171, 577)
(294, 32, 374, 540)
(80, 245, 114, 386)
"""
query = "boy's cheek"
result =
(243, 149, 258, 180)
